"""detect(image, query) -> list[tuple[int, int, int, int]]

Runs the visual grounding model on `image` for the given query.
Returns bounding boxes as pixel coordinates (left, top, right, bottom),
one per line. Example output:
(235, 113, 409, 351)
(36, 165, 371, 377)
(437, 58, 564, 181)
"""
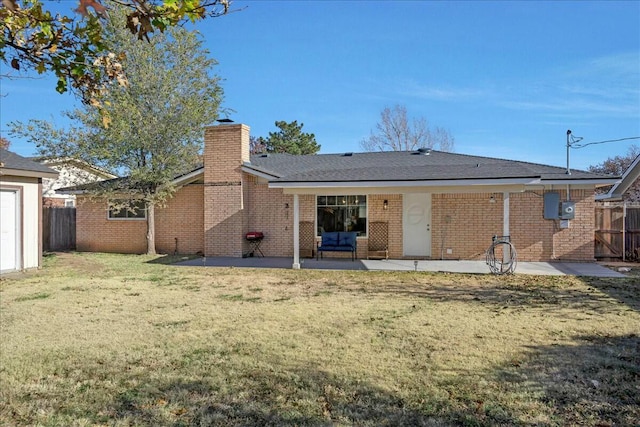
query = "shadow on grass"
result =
(105, 334, 639, 427)
(357, 279, 639, 315)
(579, 276, 640, 312)
(108, 371, 427, 426)
(493, 333, 640, 426)
(105, 363, 523, 426)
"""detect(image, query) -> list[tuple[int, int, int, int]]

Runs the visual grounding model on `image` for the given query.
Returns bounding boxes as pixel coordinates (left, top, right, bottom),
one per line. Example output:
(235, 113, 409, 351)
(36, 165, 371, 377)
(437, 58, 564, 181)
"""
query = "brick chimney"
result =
(203, 124, 250, 256)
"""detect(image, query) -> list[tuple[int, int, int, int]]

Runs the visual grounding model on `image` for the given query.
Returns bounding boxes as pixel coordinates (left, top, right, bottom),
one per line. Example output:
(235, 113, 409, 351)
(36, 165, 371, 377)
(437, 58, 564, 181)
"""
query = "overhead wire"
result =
(570, 136, 640, 149)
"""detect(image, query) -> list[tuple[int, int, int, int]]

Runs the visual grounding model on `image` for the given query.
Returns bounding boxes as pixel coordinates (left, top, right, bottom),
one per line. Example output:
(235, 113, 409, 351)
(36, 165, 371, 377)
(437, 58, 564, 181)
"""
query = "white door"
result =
(403, 193, 431, 257)
(1, 190, 19, 272)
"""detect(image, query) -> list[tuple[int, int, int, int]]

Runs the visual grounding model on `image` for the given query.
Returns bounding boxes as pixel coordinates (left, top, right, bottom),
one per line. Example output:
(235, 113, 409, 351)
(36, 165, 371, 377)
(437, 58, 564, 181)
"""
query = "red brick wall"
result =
(43, 198, 66, 208)
(75, 184, 204, 254)
(510, 189, 594, 261)
(76, 198, 147, 254)
(243, 175, 320, 257)
(432, 193, 504, 260)
(430, 190, 595, 262)
(155, 184, 204, 254)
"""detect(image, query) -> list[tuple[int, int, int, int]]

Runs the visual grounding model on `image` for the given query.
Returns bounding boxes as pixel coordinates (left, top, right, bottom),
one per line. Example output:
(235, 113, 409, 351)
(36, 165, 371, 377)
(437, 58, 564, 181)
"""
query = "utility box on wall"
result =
(543, 192, 560, 219)
(560, 201, 576, 220)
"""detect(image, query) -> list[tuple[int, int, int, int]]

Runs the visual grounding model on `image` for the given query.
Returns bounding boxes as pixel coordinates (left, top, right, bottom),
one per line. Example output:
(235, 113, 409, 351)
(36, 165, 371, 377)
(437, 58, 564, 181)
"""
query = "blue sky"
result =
(1, 0, 639, 171)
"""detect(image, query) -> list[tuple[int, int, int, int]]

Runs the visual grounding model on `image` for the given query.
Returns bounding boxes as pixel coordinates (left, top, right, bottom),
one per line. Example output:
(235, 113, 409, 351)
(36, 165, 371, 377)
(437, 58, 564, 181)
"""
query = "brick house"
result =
(65, 123, 617, 266)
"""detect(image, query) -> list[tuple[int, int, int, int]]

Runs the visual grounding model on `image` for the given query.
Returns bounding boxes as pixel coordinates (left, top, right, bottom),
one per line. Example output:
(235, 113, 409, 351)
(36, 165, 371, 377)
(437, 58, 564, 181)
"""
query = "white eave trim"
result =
(172, 168, 204, 186)
(595, 193, 623, 201)
(242, 164, 281, 181)
(540, 178, 620, 186)
(269, 177, 542, 189)
(597, 154, 639, 200)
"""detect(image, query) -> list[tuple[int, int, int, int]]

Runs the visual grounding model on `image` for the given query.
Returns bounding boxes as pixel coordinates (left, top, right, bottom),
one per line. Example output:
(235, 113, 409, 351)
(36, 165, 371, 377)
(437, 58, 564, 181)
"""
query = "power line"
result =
(565, 130, 639, 175)
(570, 136, 640, 149)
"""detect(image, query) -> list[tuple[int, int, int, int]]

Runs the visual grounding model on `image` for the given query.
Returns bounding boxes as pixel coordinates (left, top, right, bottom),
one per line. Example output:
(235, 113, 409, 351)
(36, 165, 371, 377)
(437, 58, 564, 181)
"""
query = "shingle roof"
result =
(248, 150, 613, 183)
(57, 164, 204, 193)
(0, 148, 58, 177)
(58, 149, 617, 193)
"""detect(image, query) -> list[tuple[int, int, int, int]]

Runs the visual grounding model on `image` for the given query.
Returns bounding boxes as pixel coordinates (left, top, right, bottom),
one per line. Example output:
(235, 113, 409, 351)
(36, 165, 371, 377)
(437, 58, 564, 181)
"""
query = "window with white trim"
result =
(317, 195, 367, 236)
(108, 200, 146, 220)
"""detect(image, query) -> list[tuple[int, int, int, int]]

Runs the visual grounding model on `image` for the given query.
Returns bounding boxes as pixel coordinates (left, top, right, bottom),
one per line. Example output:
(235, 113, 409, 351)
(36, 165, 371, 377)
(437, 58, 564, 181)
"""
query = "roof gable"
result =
(0, 149, 59, 179)
(30, 156, 117, 180)
(596, 154, 640, 201)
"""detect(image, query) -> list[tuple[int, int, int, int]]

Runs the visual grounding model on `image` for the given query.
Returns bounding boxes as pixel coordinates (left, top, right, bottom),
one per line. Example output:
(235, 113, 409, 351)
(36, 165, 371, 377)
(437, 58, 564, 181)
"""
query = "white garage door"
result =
(1, 190, 19, 272)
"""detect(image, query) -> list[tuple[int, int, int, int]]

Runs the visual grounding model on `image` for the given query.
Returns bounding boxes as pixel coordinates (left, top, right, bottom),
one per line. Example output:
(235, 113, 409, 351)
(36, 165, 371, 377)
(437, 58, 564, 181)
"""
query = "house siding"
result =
(429, 190, 595, 262)
(432, 193, 504, 260)
(76, 198, 147, 253)
(244, 175, 316, 257)
(155, 184, 204, 255)
(75, 184, 204, 254)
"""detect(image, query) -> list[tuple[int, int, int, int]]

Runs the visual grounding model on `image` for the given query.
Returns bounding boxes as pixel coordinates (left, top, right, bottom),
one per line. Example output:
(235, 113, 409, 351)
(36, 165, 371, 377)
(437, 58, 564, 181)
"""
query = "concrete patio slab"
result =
(175, 256, 626, 277)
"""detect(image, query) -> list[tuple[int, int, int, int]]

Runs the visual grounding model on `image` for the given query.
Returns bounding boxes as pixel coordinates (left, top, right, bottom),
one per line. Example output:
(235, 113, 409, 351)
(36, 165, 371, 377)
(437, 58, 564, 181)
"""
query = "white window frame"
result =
(316, 194, 367, 237)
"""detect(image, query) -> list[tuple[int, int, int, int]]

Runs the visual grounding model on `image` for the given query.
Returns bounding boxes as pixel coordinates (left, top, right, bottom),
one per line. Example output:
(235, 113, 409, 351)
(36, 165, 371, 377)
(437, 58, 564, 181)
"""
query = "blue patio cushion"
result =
(338, 232, 356, 248)
(321, 233, 339, 247)
(318, 232, 356, 251)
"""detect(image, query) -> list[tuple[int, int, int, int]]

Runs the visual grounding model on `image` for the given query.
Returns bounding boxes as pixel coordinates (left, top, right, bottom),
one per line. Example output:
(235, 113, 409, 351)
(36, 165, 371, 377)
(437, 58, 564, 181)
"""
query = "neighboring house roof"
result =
(0, 148, 59, 179)
(243, 150, 617, 187)
(595, 153, 640, 201)
(31, 156, 118, 200)
(30, 156, 117, 180)
(57, 165, 203, 194)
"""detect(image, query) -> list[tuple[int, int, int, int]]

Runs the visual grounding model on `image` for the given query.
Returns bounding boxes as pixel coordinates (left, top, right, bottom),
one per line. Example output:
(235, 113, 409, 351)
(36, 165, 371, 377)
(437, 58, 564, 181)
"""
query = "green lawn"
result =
(1, 252, 638, 426)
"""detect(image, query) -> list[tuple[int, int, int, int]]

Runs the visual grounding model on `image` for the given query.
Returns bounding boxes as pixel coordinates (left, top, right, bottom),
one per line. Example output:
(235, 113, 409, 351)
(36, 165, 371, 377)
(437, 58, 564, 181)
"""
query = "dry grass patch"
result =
(0, 252, 638, 426)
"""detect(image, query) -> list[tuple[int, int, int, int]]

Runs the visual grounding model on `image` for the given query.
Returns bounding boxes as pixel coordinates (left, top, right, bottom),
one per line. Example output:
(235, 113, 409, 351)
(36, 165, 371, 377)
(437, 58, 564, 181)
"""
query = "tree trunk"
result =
(146, 201, 156, 255)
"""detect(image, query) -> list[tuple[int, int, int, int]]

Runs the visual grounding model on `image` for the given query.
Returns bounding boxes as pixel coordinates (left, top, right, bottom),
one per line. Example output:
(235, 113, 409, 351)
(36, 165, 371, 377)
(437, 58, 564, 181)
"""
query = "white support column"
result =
(503, 192, 510, 237)
(503, 192, 510, 262)
(292, 194, 300, 269)
(623, 201, 627, 262)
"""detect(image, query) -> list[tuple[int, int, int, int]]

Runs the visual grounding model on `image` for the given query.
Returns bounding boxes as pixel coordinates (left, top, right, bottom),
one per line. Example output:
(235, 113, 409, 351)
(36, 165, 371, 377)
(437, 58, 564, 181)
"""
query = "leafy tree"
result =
(588, 144, 639, 175)
(360, 104, 455, 152)
(0, 136, 10, 149)
(1, 0, 231, 101)
(253, 120, 321, 155)
(10, 8, 223, 254)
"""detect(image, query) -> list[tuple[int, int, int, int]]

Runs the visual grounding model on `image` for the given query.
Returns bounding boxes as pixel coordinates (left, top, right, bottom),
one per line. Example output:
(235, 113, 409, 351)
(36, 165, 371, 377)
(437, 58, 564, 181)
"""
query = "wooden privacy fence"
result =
(42, 207, 76, 251)
(595, 204, 640, 261)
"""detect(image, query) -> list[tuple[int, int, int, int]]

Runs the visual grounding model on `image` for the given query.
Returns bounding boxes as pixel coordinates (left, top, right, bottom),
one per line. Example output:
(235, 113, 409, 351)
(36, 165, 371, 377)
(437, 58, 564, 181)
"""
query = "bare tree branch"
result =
(361, 105, 455, 152)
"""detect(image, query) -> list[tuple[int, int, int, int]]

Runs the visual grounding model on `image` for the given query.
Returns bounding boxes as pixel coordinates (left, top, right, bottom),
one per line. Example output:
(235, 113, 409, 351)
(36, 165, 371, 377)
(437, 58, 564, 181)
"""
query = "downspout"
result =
(503, 192, 510, 263)
(292, 194, 300, 269)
